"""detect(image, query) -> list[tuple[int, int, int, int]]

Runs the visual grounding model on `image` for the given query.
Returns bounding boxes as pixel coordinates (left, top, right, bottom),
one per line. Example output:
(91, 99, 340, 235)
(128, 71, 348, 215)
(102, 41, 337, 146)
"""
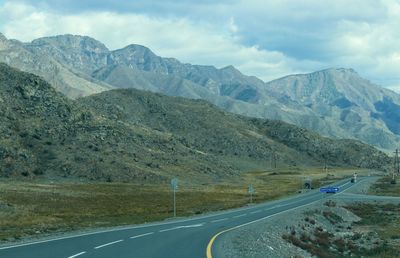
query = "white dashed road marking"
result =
(130, 232, 154, 239)
(94, 240, 123, 249)
(67, 251, 86, 258)
(232, 214, 246, 218)
(159, 223, 204, 232)
(211, 218, 228, 223)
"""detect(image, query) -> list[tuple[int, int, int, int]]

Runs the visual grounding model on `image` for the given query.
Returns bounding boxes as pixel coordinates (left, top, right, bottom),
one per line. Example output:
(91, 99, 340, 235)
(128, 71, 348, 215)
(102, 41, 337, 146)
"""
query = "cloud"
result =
(0, 1, 308, 82)
(1, 0, 400, 92)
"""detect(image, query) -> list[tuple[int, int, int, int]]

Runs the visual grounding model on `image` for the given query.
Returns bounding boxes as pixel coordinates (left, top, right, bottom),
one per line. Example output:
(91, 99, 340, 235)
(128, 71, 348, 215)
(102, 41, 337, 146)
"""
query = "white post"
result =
(171, 178, 178, 217)
(173, 188, 176, 217)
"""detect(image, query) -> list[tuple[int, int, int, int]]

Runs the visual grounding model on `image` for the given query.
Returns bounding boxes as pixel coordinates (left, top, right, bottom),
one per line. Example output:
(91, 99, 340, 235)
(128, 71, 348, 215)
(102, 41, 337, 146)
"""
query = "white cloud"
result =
(1, 0, 400, 91)
(228, 17, 238, 34)
(0, 1, 309, 82)
(326, 0, 400, 92)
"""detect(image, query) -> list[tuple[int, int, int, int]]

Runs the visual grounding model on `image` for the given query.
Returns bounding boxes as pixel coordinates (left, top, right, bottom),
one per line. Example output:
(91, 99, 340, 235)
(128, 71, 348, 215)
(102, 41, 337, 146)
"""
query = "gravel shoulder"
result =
(217, 176, 400, 258)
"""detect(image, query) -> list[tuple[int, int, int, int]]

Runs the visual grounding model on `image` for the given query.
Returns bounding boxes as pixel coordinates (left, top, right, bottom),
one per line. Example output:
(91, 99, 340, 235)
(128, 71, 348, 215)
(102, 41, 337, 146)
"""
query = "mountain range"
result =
(0, 64, 390, 182)
(0, 33, 399, 151)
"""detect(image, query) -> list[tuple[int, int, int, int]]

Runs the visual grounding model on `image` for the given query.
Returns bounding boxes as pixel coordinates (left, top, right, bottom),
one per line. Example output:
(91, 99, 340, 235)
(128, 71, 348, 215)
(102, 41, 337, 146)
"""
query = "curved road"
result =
(0, 178, 368, 258)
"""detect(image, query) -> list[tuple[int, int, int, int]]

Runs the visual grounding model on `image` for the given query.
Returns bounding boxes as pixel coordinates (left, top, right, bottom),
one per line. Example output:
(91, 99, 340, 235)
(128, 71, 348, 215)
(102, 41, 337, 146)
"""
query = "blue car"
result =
(320, 187, 339, 193)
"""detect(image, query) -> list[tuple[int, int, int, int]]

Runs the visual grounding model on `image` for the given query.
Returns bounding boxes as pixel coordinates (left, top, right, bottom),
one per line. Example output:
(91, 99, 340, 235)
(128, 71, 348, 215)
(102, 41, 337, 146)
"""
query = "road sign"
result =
(304, 177, 312, 189)
(171, 178, 178, 217)
(248, 185, 254, 194)
(171, 178, 178, 190)
(319, 187, 339, 193)
(248, 185, 254, 203)
(353, 173, 357, 183)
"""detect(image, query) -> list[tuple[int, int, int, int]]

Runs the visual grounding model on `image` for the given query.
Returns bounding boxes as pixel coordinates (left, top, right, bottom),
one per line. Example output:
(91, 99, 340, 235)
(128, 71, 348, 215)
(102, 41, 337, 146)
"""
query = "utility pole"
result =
(391, 149, 399, 184)
(395, 149, 399, 175)
(271, 151, 277, 169)
(323, 156, 328, 174)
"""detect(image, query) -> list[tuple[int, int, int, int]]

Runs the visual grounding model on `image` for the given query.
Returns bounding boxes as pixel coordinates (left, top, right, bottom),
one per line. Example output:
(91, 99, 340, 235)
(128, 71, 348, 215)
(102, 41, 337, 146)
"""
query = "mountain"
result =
(0, 33, 112, 98)
(266, 68, 400, 150)
(1, 33, 399, 151)
(0, 64, 389, 183)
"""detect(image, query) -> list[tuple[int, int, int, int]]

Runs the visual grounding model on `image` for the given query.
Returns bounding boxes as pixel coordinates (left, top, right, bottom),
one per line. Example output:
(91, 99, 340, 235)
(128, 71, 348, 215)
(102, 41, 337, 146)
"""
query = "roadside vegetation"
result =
(0, 167, 364, 243)
(370, 176, 400, 196)
(346, 203, 400, 258)
(282, 201, 400, 258)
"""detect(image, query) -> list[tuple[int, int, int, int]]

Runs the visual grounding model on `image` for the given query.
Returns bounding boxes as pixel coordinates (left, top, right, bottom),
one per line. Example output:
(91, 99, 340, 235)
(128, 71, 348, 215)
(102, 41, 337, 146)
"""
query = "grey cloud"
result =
(2, 0, 400, 91)
(229, 0, 388, 61)
(12, 0, 237, 16)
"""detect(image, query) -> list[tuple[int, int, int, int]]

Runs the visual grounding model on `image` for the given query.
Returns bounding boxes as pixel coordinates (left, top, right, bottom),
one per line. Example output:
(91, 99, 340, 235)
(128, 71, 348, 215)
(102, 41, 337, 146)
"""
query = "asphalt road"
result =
(0, 177, 361, 258)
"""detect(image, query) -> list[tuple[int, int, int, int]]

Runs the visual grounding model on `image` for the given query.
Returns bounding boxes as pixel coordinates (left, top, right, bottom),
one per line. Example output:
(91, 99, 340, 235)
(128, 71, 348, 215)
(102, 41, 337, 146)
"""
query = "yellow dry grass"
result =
(0, 167, 368, 242)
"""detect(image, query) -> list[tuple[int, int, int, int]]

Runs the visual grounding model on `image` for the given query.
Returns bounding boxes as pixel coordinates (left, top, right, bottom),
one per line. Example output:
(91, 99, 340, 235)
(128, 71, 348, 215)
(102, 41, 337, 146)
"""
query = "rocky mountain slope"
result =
(266, 68, 400, 150)
(0, 33, 112, 98)
(1, 33, 399, 151)
(0, 64, 390, 182)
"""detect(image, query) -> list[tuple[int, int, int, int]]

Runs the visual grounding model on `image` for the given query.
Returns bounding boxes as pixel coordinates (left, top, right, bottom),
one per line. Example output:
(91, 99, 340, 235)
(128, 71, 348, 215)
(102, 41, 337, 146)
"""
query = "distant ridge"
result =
(0, 64, 390, 182)
(0, 33, 399, 151)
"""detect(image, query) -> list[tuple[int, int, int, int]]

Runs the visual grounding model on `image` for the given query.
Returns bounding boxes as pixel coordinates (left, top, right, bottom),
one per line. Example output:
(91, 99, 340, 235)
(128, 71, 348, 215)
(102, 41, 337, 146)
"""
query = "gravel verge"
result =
(216, 176, 400, 258)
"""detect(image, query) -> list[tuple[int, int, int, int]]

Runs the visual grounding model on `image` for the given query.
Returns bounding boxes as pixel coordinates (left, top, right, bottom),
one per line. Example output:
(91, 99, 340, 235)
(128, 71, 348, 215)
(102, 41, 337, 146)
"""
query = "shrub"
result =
(333, 238, 346, 253)
(314, 230, 331, 247)
(323, 211, 343, 224)
(324, 200, 336, 207)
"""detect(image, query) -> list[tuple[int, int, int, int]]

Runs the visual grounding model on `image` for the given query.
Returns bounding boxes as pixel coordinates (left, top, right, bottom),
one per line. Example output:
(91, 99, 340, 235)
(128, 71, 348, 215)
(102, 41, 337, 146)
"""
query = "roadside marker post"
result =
(248, 185, 254, 203)
(171, 178, 178, 217)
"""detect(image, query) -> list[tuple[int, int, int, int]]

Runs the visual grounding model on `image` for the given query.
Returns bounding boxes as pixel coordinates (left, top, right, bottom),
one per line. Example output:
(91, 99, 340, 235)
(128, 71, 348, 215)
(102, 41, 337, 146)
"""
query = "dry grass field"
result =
(346, 203, 400, 258)
(0, 167, 367, 242)
(370, 176, 400, 196)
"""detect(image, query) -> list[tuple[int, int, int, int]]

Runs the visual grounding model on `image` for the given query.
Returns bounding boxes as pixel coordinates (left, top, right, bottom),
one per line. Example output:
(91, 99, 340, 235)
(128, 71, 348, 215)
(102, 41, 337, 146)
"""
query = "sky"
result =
(0, 0, 399, 92)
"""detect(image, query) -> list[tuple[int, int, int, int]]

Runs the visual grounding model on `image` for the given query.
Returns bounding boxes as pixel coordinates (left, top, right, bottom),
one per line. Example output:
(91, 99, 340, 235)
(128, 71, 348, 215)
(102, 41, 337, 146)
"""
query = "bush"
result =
(333, 238, 346, 253)
(314, 230, 331, 247)
(324, 200, 336, 207)
(323, 211, 343, 224)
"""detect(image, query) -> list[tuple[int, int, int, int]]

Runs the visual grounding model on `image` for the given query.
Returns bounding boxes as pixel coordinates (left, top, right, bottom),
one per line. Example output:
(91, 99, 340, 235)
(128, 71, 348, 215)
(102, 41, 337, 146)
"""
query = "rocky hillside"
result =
(0, 64, 389, 183)
(80, 88, 389, 170)
(1, 33, 399, 151)
(266, 68, 400, 150)
(0, 33, 112, 98)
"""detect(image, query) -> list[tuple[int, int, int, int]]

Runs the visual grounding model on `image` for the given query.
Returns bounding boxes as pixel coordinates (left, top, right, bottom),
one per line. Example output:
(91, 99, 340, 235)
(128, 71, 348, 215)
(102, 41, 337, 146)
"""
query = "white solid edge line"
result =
(219, 178, 360, 234)
(218, 198, 322, 237)
(67, 251, 86, 258)
(0, 177, 362, 251)
(0, 181, 333, 251)
(0, 203, 268, 251)
(339, 193, 400, 199)
(130, 232, 154, 239)
(94, 240, 123, 249)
